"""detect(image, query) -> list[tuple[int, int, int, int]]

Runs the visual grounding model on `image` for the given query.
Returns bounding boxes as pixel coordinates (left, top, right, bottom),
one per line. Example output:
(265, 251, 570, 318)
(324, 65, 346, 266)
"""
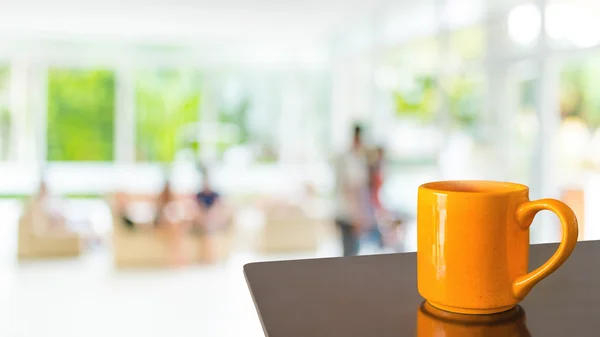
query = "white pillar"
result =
(330, 56, 374, 153)
(535, 58, 560, 199)
(485, 14, 512, 181)
(8, 59, 30, 162)
(199, 75, 218, 162)
(532, 0, 561, 200)
(278, 71, 298, 163)
(115, 65, 135, 163)
(32, 63, 47, 167)
(330, 57, 352, 154)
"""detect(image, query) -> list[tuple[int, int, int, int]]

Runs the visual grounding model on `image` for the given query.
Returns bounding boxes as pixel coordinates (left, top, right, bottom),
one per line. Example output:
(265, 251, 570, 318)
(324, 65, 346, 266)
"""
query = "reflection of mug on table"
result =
(417, 301, 531, 337)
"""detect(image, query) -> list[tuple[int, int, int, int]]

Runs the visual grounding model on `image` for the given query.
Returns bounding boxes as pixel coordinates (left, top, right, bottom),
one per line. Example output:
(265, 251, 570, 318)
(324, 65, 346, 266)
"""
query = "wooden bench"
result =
(18, 199, 83, 259)
(110, 193, 232, 267)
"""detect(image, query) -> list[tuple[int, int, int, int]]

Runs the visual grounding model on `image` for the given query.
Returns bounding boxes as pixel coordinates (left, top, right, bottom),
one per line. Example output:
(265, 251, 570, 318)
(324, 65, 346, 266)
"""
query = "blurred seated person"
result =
(115, 193, 155, 231)
(193, 169, 229, 233)
(29, 179, 70, 234)
(155, 181, 175, 227)
(116, 180, 183, 231)
(116, 194, 136, 230)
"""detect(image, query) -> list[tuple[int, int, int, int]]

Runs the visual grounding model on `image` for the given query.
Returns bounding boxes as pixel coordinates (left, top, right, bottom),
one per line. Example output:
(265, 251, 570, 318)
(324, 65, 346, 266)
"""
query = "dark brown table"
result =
(245, 240, 600, 337)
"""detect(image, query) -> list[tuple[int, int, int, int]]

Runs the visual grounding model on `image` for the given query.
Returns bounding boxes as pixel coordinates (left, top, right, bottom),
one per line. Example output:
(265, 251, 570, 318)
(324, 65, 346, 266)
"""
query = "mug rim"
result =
(420, 180, 528, 195)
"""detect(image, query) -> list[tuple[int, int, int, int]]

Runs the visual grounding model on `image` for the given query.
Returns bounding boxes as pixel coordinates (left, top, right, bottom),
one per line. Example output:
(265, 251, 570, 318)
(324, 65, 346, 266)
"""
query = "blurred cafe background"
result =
(1, 0, 600, 335)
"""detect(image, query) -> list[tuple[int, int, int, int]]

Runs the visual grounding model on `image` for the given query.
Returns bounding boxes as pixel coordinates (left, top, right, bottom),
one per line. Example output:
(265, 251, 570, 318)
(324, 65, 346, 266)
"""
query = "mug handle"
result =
(512, 198, 579, 299)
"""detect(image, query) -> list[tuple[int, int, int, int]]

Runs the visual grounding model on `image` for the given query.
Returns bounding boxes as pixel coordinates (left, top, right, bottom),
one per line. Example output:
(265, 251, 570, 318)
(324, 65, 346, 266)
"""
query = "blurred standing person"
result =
(334, 124, 371, 256)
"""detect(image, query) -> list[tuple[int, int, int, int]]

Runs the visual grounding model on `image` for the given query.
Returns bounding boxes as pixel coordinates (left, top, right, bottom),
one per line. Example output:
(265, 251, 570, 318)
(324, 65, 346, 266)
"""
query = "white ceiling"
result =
(0, 0, 391, 45)
(0, 0, 531, 65)
(0, 0, 537, 45)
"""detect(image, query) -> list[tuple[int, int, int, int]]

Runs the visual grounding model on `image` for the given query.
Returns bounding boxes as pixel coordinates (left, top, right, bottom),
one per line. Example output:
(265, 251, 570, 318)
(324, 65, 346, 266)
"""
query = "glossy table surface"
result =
(245, 240, 600, 337)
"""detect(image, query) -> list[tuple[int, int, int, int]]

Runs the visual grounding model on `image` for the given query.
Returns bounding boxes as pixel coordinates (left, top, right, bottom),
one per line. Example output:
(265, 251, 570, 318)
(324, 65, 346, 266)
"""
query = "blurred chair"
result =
(17, 199, 83, 259)
(260, 202, 326, 253)
(109, 193, 232, 267)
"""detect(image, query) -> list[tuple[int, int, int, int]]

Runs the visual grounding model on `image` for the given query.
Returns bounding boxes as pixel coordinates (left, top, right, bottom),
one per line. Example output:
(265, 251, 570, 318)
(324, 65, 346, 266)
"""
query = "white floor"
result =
(0, 201, 350, 337)
(3, 252, 272, 337)
(1, 243, 353, 336)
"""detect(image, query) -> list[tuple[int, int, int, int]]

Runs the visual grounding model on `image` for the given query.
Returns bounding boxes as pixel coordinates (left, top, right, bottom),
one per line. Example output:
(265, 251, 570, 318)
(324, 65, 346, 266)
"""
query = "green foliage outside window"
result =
(136, 70, 201, 162)
(445, 75, 483, 129)
(390, 27, 485, 128)
(393, 76, 437, 123)
(216, 97, 250, 154)
(393, 75, 483, 129)
(47, 68, 115, 161)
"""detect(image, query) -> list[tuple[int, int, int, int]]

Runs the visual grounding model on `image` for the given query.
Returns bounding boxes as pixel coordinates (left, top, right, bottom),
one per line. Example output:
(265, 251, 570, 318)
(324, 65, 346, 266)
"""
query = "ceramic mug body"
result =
(417, 181, 578, 314)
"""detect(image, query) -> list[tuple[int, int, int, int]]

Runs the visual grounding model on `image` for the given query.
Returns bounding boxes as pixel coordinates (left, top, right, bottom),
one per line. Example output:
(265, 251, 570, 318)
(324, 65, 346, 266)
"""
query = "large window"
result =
(47, 68, 115, 161)
(135, 70, 201, 162)
(446, 26, 486, 135)
(560, 59, 600, 127)
(241, 71, 281, 162)
(379, 37, 440, 164)
(214, 73, 251, 157)
(444, 73, 485, 134)
(555, 58, 600, 184)
(300, 71, 332, 161)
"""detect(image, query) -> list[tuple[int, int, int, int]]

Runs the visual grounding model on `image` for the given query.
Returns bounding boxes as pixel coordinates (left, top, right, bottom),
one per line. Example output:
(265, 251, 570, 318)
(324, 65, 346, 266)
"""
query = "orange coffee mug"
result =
(417, 180, 578, 314)
(417, 301, 531, 337)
